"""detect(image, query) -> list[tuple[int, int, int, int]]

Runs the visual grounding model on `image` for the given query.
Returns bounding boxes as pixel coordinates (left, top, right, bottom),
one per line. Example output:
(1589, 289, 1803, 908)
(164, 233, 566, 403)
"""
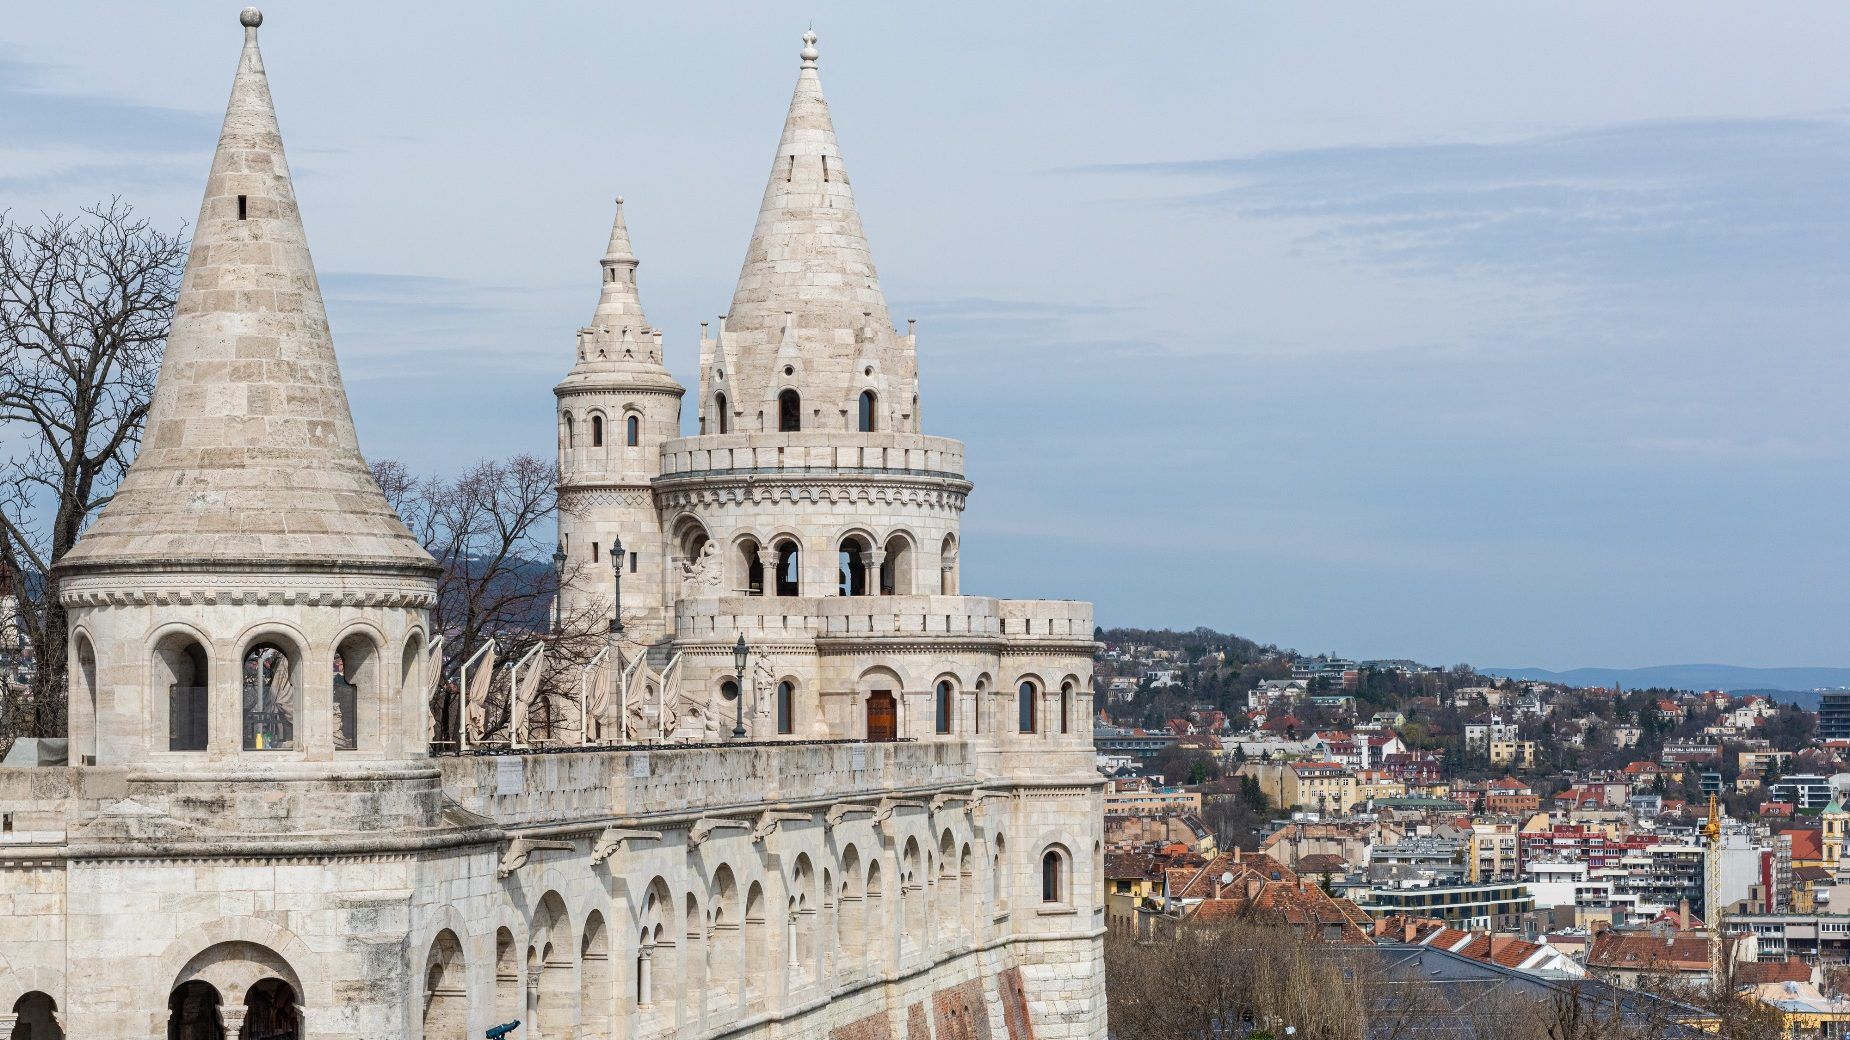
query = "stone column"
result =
(865, 549, 887, 596)
(220, 1005, 248, 1035)
(756, 547, 778, 596)
(638, 945, 654, 1006)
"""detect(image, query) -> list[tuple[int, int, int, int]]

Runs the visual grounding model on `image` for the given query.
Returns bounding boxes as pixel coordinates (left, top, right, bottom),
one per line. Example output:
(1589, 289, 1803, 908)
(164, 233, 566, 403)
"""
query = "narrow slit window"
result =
(787, 154, 796, 182)
(629, 552, 638, 574)
(592, 542, 600, 563)
(237, 195, 248, 220)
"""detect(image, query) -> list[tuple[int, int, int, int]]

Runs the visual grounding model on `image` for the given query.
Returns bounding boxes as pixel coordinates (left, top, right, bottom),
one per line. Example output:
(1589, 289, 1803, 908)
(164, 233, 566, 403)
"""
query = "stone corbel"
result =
(592, 827, 660, 865)
(826, 802, 877, 828)
(498, 836, 575, 880)
(687, 816, 752, 850)
(753, 810, 812, 843)
(930, 792, 976, 812)
(876, 797, 927, 837)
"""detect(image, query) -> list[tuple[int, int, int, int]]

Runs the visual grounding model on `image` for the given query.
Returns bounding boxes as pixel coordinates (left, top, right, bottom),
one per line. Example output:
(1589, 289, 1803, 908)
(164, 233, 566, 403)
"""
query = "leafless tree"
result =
(1106, 920, 1739, 1040)
(0, 200, 186, 740)
(374, 454, 638, 744)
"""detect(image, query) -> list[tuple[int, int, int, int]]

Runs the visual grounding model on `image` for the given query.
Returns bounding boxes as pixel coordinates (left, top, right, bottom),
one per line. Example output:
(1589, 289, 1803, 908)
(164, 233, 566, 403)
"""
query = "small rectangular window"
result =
(237, 195, 248, 220)
(629, 552, 638, 574)
(592, 542, 599, 563)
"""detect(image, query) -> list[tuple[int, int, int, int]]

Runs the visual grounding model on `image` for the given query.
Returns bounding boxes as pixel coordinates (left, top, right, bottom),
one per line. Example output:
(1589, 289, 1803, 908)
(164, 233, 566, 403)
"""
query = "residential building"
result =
(1468, 823, 1521, 882)
(1772, 775, 1837, 811)
(1820, 692, 1850, 743)
(1104, 778, 1202, 815)
(1349, 880, 1536, 931)
(1490, 739, 1538, 769)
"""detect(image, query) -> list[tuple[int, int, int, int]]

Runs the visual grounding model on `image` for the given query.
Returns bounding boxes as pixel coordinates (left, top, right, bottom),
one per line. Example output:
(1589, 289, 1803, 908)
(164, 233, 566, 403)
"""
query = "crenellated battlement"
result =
(670, 594, 1094, 644)
(657, 431, 966, 481)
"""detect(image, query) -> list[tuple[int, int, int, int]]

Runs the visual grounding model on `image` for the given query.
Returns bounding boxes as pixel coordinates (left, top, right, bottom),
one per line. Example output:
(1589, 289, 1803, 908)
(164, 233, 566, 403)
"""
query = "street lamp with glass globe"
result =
(610, 535, 625, 635)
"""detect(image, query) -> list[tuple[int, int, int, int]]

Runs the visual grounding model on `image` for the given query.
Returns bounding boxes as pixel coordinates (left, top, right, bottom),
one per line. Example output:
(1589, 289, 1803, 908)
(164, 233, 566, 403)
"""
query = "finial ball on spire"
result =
(240, 7, 263, 27)
(801, 29, 819, 64)
(615, 196, 625, 206)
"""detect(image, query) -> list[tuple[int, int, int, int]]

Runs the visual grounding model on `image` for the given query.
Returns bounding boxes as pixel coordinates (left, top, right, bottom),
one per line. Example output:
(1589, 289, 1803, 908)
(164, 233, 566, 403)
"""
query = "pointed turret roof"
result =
(589, 196, 650, 333)
(726, 30, 893, 343)
(558, 197, 680, 392)
(705, 30, 920, 433)
(60, 9, 434, 575)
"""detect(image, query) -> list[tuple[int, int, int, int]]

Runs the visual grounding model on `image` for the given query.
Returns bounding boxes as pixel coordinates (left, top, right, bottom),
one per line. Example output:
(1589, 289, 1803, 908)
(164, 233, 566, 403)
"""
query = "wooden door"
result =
(866, 690, 898, 742)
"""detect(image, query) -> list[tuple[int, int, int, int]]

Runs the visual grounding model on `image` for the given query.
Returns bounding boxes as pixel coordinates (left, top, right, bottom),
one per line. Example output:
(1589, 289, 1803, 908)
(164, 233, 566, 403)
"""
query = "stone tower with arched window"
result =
(555, 198, 685, 641)
(55, 7, 439, 772)
(5, 15, 1103, 1040)
(697, 30, 921, 438)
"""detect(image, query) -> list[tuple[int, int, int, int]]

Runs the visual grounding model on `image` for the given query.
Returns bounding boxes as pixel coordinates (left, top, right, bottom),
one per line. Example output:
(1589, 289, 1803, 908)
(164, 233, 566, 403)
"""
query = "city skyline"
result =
(4, 2, 1847, 668)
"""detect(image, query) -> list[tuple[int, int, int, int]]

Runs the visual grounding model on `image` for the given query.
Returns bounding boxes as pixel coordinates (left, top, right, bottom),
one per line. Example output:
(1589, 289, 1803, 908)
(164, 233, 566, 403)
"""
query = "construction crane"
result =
(1703, 793, 1723, 984)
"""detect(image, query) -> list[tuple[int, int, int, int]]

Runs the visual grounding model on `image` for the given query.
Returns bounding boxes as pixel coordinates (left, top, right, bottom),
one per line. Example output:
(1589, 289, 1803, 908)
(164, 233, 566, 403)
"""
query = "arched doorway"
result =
(238, 979, 300, 1039)
(866, 690, 897, 742)
(11, 992, 62, 1040)
(168, 941, 304, 1040)
(167, 981, 222, 1040)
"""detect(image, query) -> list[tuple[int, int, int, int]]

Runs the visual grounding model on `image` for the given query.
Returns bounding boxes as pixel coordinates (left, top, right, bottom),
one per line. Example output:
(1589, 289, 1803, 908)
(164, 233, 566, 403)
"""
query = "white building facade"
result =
(0, 13, 1105, 1040)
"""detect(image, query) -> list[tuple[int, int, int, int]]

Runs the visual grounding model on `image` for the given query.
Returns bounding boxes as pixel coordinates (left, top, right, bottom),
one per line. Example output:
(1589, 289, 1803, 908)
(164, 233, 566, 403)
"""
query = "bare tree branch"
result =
(0, 200, 185, 738)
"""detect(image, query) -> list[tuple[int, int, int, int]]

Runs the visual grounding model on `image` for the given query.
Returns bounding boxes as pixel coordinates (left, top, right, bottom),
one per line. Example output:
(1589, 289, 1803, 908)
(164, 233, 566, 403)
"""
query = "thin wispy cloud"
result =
(0, 53, 216, 152)
(1085, 116, 1850, 284)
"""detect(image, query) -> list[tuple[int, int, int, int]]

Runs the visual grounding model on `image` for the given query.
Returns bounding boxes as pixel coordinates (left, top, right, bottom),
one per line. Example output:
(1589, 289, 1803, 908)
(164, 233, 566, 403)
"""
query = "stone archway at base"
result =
(167, 942, 303, 1040)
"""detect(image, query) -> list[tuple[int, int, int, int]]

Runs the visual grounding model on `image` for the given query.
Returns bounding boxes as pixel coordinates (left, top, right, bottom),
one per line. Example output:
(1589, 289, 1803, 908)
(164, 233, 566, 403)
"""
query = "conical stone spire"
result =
(59, 9, 434, 575)
(714, 30, 919, 433)
(563, 196, 678, 383)
(590, 196, 650, 333)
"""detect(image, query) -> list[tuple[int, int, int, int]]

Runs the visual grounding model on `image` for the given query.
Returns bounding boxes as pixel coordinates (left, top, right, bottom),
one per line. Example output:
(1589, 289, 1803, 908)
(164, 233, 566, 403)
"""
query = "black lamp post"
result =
(732, 634, 749, 739)
(610, 535, 625, 634)
(550, 543, 566, 634)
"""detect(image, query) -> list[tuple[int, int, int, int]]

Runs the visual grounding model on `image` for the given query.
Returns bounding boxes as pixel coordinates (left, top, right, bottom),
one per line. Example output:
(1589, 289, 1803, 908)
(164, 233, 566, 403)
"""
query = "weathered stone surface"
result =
(1, 17, 1105, 1040)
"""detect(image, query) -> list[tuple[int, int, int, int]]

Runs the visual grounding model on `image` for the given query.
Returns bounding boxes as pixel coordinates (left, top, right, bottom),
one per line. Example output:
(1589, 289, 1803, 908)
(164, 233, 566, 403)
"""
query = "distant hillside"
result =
(1487, 664, 1850, 697)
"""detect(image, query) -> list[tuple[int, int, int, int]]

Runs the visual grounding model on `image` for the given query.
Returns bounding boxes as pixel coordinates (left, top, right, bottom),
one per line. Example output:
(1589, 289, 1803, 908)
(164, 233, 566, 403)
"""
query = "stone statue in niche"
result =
(678, 541, 723, 594)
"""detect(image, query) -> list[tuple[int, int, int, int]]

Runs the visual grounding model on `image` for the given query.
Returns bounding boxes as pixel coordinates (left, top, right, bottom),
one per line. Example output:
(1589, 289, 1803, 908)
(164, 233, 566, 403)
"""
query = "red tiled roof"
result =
(1587, 930, 1710, 972)
(1736, 959, 1813, 987)
(1783, 829, 1824, 862)
(1488, 936, 1545, 969)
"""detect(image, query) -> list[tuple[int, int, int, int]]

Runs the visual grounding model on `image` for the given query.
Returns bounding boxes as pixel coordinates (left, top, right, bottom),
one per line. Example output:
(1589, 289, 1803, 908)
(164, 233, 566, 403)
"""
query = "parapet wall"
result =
(659, 431, 966, 480)
(438, 739, 978, 829)
(672, 595, 1095, 644)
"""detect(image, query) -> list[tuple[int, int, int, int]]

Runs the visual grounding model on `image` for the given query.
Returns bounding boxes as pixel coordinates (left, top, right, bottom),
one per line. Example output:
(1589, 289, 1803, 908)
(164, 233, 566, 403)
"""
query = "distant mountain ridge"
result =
(1486, 663, 1850, 697)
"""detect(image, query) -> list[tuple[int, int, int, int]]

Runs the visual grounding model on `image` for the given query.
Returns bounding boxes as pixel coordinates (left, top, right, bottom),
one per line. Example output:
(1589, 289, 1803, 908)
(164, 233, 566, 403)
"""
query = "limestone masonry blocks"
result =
(3, 13, 1104, 1040)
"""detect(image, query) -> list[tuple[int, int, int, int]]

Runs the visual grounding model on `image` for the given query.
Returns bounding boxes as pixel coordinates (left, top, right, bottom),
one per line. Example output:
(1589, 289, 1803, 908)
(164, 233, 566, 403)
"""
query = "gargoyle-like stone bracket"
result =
(826, 803, 877, 828)
(687, 816, 752, 850)
(930, 793, 976, 813)
(877, 797, 928, 837)
(753, 810, 812, 843)
(498, 837, 575, 880)
(592, 827, 660, 865)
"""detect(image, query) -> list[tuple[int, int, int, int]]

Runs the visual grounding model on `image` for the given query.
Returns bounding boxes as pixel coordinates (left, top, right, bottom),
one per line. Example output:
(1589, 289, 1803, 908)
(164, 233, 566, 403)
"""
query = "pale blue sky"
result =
(5, 3, 1849, 669)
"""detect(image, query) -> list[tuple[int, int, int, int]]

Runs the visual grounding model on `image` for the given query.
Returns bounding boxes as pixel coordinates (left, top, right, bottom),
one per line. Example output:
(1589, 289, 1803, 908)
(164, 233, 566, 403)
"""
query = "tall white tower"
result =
(554, 199, 683, 642)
